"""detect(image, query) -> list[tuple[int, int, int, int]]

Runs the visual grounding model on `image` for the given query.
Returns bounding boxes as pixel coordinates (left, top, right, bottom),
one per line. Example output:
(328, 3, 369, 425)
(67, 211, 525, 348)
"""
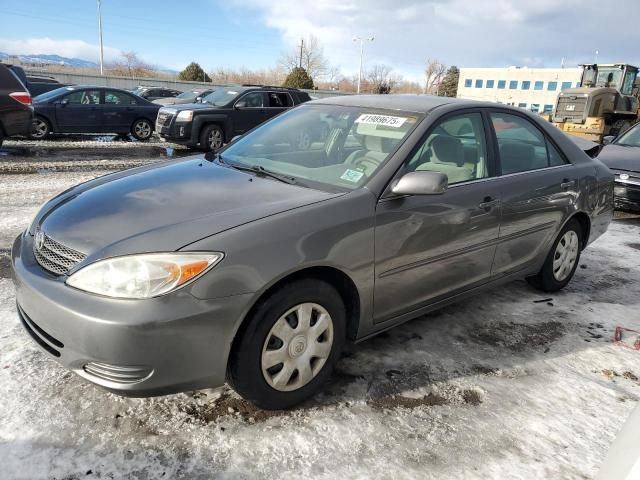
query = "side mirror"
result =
(57, 98, 69, 106)
(391, 171, 448, 196)
(602, 135, 615, 145)
(195, 96, 202, 103)
(235, 100, 247, 109)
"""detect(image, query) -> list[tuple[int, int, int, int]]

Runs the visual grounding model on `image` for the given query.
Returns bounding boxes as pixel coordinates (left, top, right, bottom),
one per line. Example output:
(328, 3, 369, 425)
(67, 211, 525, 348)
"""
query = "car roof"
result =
(310, 94, 477, 114)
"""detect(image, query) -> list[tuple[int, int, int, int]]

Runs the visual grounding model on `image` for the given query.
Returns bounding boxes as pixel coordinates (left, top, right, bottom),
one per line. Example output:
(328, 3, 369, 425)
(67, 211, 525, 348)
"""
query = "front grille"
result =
(17, 304, 64, 357)
(33, 232, 86, 275)
(553, 96, 587, 123)
(83, 362, 153, 384)
(156, 111, 174, 130)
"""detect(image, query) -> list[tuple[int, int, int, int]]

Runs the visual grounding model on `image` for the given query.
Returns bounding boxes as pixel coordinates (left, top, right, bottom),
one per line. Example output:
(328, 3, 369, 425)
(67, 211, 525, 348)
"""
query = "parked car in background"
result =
(152, 88, 214, 106)
(12, 95, 613, 410)
(3, 64, 72, 96)
(0, 63, 33, 147)
(30, 86, 160, 140)
(132, 86, 182, 102)
(156, 85, 311, 151)
(599, 123, 640, 212)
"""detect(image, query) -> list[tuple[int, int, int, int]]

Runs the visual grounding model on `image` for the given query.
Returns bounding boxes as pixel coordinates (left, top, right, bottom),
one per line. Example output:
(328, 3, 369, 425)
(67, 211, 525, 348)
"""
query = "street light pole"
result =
(353, 36, 374, 94)
(97, 0, 105, 75)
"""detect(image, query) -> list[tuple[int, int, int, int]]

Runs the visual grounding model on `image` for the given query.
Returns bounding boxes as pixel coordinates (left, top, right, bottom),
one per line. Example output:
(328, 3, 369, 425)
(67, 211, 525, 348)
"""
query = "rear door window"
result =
(104, 90, 135, 105)
(267, 92, 293, 108)
(65, 90, 101, 105)
(490, 112, 569, 175)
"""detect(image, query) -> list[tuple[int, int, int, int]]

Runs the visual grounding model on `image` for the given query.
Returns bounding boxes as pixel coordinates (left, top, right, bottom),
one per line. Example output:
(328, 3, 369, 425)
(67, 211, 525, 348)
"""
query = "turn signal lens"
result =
(66, 252, 223, 299)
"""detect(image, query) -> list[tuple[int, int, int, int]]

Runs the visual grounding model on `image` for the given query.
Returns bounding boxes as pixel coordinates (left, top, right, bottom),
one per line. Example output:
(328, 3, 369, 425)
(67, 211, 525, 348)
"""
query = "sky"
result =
(0, 0, 639, 83)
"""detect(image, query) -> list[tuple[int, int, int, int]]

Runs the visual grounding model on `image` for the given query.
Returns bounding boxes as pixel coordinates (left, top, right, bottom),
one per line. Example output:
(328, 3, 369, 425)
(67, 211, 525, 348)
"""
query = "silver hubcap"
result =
(553, 230, 579, 281)
(31, 119, 48, 138)
(261, 303, 334, 392)
(134, 121, 151, 138)
(208, 129, 223, 149)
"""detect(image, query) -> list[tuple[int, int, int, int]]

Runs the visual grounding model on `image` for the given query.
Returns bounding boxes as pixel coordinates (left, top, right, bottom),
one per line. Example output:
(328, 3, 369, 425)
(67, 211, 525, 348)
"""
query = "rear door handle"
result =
(561, 179, 576, 189)
(479, 196, 500, 210)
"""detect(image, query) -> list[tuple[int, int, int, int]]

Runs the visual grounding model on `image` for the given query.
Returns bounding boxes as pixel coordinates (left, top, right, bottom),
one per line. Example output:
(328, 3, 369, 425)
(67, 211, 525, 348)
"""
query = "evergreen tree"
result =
(179, 62, 211, 82)
(439, 66, 460, 97)
(282, 67, 314, 89)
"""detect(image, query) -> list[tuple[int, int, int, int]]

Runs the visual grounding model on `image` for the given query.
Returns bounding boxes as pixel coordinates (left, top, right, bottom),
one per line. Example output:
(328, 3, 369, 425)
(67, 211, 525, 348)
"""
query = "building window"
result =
(497, 80, 506, 89)
(518, 103, 527, 108)
(509, 80, 518, 89)
(543, 104, 554, 113)
(475, 79, 483, 88)
(534, 81, 544, 90)
(521, 81, 531, 90)
(530, 104, 540, 112)
(486, 80, 494, 88)
(547, 81, 558, 91)
(561, 81, 572, 90)
(464, 79, 472, 88)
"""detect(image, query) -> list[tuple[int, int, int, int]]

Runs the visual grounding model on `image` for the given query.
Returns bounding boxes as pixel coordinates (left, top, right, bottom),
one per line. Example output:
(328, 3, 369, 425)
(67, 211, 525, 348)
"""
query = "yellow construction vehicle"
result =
(552, 63, 639, 143)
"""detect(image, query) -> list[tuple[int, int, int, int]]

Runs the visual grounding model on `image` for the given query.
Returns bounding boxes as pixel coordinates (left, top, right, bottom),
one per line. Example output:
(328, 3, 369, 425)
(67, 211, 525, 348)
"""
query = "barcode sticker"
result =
(355, 114, 407, 128)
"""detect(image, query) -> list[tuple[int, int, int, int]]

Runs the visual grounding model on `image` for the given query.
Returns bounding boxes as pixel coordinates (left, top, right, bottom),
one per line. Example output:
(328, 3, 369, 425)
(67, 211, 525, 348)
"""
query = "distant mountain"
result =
(0, 51, 99, 68)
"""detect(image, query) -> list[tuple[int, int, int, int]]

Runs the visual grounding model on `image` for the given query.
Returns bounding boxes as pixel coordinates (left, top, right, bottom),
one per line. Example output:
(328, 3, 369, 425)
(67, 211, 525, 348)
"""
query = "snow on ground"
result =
(0, 145, 639, 479)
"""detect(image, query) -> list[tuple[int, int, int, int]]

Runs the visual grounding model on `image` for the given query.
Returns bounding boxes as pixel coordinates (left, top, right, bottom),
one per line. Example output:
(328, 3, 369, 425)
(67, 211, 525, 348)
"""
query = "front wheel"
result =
(199, 124, 224, 152)
(131, 119, 153, 140)
(527, 219, 582, 292)
(228, 279, 346, 410)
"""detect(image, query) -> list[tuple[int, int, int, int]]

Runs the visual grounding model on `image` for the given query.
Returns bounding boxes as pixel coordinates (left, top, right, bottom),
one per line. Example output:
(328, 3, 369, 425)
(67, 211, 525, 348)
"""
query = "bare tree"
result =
(424, 58, 447, 94)
(279, 35, 329, 80)
(366, 64, 400, 94)
(108, 51, 155, 78)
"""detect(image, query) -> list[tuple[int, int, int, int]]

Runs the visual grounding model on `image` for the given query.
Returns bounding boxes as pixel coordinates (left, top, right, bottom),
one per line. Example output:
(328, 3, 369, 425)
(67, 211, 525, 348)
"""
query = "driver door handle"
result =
(479, 196, 500, 210)
(561, 179, 576, 190)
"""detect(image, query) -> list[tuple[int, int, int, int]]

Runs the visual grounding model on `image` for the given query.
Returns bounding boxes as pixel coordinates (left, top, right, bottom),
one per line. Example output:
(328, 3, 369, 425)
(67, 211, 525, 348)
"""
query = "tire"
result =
(199, 124, 224, 152)
(228, 279, 346, 410)
(0, 129, 4, 148)
(31, 116, 51, 139)
(130, 118, 153, 141)
(527, 219, 582, 292)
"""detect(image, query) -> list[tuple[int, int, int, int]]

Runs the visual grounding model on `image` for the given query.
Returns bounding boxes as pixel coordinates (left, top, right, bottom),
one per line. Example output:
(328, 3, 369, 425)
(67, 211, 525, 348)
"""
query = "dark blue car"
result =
(30, 86, 161, 140)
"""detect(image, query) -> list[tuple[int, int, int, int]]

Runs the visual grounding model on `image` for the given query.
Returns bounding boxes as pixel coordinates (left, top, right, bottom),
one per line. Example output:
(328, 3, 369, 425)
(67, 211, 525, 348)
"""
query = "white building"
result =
(456, 67, 583, 114)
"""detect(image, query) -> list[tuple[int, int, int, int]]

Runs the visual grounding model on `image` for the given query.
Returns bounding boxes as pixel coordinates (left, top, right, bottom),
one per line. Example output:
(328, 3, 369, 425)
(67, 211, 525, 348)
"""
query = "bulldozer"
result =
(552, 63, 639, 143)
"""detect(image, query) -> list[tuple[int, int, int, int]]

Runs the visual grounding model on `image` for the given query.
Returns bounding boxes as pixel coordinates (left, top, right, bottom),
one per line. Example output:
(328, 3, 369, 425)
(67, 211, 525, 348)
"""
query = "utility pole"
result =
(353, 36, 374, 94)
(96, 0, 104, 75)
(298, 39, 304, 69)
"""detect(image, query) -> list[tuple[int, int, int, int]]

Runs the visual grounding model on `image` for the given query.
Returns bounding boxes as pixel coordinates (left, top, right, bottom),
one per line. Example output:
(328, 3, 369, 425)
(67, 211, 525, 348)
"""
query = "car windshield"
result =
(615, 123, 640, 147)
(176, 91, 200, 100)
(33, 86, 75, 103)
(220, 104, 420, 191)
(200, 89, 242, 106)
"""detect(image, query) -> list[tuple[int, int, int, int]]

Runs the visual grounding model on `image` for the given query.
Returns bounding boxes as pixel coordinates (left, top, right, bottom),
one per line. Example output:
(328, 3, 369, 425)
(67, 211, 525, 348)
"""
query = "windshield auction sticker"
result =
(340, 169, 365, 183)
(355, 114, 407, 128)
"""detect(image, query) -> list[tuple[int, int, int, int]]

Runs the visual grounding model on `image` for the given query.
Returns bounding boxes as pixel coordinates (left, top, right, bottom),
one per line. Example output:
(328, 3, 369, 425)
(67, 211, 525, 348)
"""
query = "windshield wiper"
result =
(212, 154, 296, 185)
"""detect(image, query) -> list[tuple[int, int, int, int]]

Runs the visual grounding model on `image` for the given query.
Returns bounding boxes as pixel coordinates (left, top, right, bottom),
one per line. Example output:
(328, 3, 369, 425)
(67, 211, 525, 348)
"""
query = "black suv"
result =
(132, 86, 182, 102)
(156, 85, 311, 151)
(0, 63, 33, 147)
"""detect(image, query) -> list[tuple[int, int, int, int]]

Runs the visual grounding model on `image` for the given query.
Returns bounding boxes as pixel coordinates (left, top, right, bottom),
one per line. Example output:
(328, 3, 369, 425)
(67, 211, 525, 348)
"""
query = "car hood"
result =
(598, 144, 640, 172)
(37, 158, 340, 260)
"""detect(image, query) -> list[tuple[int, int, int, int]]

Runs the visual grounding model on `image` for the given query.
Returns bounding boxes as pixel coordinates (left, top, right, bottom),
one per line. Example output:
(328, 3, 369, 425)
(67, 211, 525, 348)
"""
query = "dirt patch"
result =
(177, 392, 293, 424)
(627, 243, 640, 251)
(0, 255, 12, 280)
(623, 371, 639, 382)
(468, 321, 566, 352)
(369, 386, 483, 411)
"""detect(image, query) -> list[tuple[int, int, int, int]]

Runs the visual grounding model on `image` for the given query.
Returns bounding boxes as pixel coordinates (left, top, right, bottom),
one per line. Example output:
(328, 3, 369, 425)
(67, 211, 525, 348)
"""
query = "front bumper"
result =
(156, 119, 196, 146)
(11, 232, 252, 397)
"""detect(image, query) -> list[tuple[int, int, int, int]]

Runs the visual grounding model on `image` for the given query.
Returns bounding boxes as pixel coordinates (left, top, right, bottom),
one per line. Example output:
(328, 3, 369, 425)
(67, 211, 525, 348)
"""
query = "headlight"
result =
(66, 252, 223, 299)
(176, 110, 193, 122)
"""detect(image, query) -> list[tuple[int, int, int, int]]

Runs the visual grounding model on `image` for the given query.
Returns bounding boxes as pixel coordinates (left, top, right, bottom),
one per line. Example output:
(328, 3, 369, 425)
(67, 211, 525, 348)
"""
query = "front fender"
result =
(191, 114, 232, 143)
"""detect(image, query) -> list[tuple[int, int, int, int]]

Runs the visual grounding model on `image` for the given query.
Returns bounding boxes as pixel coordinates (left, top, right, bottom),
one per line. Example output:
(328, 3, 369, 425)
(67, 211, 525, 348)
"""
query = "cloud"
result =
(0, 37, 121, 63)
(229, 0, 640, 81)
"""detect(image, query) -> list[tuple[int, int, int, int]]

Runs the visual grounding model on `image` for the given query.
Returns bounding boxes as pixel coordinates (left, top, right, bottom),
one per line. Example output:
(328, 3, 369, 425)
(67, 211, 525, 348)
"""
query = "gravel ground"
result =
(0, 138, 639, 479)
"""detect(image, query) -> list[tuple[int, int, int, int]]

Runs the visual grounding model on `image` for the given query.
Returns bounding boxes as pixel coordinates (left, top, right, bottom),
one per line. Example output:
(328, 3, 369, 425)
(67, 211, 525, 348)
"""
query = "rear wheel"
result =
(31, 116, 50, 139)
(527, 219, 582, 292)
(199, 124, 224, 152)
(131, 118, 153, 140)
(228, 279, 346, 410)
